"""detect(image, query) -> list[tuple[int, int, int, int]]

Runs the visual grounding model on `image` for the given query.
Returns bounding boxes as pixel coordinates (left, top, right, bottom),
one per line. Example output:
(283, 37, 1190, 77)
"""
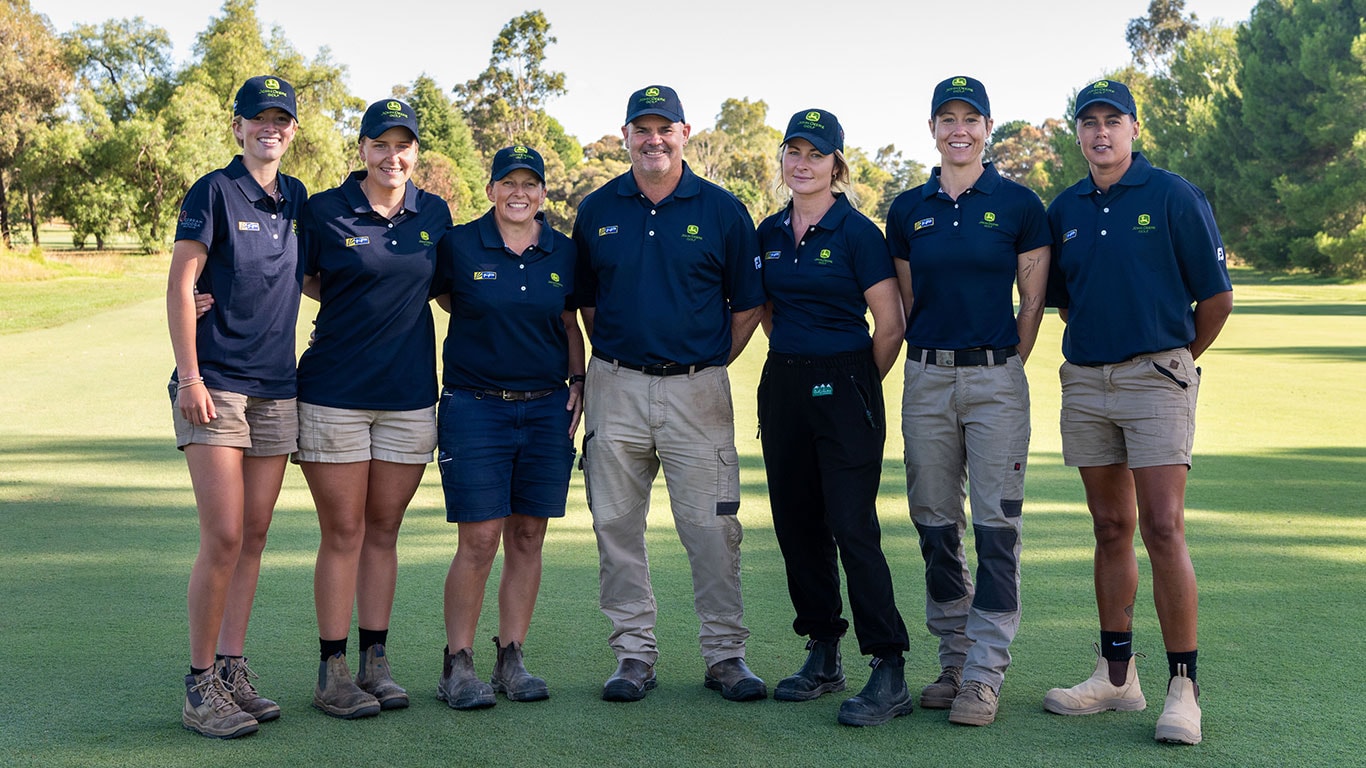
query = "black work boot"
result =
(490, 636, 549, 702)
(837, 654, 914, 726)
(774, 638, 846, 702)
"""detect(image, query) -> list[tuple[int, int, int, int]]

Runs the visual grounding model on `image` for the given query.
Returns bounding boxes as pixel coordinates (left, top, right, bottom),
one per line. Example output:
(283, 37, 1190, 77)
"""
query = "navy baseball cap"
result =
(360, 99, 420, 141)
(1074, 79, 1138, 119)
(491, 145, 545, 182)
(930, 76, 990, 118)
(625, 85, 685, 124)
(234, 75, 297, 121)
(783, 109, 844, 155)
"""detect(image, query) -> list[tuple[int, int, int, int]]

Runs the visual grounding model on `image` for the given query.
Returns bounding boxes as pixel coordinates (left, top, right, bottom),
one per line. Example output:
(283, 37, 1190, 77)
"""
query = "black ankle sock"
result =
(320, 637, 347, 662)
(358, 627, 388, 653)
(1100, 631, 1134, 662)
(1167, 649, 1198, 684)
(190, 665, 210, 677)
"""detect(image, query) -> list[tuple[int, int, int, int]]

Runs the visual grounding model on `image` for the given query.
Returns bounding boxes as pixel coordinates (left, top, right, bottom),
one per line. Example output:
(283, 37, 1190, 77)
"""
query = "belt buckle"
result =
(500, 390, 516, 401)
(936, 350, 955, 367)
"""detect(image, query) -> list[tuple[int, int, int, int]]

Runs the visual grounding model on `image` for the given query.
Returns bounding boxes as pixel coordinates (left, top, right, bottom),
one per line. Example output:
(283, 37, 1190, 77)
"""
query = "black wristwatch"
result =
(568, 374, 586, 385)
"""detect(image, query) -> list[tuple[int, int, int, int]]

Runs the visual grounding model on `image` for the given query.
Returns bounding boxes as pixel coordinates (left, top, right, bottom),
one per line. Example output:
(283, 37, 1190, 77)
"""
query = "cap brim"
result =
(625, 108, 685, 125)
(1076, 97, 1136, 117)
(931, 97, 989, 118)
(491, 163, 545, 182)
(362, 120, 419, 141)
(784, 132, 838, 155)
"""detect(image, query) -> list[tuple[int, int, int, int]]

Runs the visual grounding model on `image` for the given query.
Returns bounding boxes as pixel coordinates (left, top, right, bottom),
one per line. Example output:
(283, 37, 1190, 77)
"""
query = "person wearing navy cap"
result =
(430, 145, 584, 710)
(169, 74, 305, 738)
(885, 75, 1051, 727)
(1040, 79, 1232, 746)
(572, 85, 767, 703)
(295, 98, 452, 719)
(756, 109, 910, 726)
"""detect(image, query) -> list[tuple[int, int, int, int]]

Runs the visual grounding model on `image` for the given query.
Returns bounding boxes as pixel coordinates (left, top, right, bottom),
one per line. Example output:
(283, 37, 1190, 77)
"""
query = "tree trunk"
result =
(0, 170, 12, 249)
(27, 189, 40, 245)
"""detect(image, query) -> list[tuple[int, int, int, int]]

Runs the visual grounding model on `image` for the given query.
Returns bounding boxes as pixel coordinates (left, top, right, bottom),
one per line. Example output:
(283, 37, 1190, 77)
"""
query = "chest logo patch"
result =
(764, 250, 783, 261)
(237, 221, 260, 232)
(682, 224, 703, 242)
(598, 225, 619, 236)
(1133, 214, 1157, 234)
(345, 236, 370, 247)
(473, 271, 497, 280)
(980, 211, 999, 229)
(420, 230, 433, 245)
(812, 383, 834, 397)
(549, 272, 564, 288)
(1064, 229, 1078, 243)
(815, 249, 834, 266)
(914, 217, 934, 232)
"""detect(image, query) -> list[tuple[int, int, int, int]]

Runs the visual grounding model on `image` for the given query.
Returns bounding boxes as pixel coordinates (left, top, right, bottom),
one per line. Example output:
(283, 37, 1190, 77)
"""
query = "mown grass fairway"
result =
(1, 266, 1363, 767)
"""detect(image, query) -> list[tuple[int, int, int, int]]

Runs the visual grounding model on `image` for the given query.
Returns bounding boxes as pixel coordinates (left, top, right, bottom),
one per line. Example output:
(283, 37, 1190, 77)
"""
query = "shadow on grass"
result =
(1229, 303, 1366, 317)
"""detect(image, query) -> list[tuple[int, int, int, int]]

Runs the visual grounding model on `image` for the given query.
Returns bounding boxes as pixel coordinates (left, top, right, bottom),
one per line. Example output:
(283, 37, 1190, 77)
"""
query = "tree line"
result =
(2, 0, 1363, 277)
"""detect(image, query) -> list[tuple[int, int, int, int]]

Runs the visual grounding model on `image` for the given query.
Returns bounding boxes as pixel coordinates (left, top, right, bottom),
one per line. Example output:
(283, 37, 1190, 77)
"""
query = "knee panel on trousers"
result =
(915, 522, 968, 602)
(971, 524, 1020, 612)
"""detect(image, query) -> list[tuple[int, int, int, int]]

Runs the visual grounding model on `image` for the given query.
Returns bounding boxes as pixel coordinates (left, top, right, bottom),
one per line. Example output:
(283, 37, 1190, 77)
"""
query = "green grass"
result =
(1, 266, 1364, 766)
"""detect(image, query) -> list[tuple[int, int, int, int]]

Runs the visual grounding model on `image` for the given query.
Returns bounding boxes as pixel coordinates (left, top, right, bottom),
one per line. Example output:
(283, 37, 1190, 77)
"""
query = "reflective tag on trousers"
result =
(811, 383, 833, 397)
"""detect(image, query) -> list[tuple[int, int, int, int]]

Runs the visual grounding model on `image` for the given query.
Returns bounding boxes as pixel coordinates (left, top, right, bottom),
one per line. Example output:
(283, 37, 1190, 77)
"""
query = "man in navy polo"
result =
(572, 85, 766, 703)
(1041, 79, 1232, 746)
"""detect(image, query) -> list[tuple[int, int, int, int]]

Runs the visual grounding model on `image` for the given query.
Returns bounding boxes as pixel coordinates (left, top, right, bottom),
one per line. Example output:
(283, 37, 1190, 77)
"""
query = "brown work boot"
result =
(949, 679, 999, 726)
(490, 636, 549, 702)
(437, 647, 496, 710)
(355, 643, 409, 710)
(313, 653, 381, 719)
(919, 665, 962, 709)
(182, 668, 258, 739)
(704, 657, 767, 702)
(1043, 643, 1145, 715)
(218, 657, 280, 722)
(602, 658, 656, 702)
(1154, 664, 1202, 745)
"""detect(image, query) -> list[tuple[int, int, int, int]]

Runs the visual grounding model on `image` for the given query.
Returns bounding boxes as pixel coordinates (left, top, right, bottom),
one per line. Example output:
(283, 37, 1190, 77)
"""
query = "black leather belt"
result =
(593, 349, 711, 377)
(465, 387, 558, 401)
(907, 345, 1017, 367)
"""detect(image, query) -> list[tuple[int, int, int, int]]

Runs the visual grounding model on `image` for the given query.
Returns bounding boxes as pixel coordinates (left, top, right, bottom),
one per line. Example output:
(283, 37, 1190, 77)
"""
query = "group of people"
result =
(168, 74, 1232, 748)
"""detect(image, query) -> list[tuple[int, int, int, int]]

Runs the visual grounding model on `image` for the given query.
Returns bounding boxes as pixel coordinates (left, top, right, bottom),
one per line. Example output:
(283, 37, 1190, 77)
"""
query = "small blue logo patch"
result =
(237, 221, 260, 232)
(473, 271, 497, 280)
(811, 383, 833, 397)
(598, 226, 619, 236)
(345, 236, 370, 247)
(913, 218, 934, 232)
(1064, 229, 1078, 243)
(764, 250, 783, 260)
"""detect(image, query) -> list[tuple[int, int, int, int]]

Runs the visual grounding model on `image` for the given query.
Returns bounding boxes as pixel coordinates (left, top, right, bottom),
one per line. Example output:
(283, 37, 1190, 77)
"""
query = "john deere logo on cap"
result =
(645, 88, 660, 97)
(952, 77, 967, 87)
(387, 101, 402, 112)
(514, 145, 528, 155)
(1093, 80, 1109, 90)
(265, 78, 279, 90)
(805, 111, 821, 122)
(1138, 214, 1151, 226)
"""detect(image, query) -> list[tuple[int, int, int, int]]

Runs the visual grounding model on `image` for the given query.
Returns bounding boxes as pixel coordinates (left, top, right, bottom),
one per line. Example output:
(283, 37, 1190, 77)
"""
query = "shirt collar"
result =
(782, 193, 855, 231)
(342, 170, 422, 215)
(923, 161, 1003, 200)
(227, 155, 286, 203)
(475, 208, 556, 255)
(1074, 151, 1154, 196)
(617, 161, 702, 202)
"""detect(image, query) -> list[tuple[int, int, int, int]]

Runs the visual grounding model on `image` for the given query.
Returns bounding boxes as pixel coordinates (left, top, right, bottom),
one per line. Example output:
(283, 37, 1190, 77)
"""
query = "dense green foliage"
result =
(5, 1, 1366, 274)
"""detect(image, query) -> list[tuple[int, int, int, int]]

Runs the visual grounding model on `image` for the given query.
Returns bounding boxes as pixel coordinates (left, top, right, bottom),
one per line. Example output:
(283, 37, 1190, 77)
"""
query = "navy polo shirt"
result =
(757, 194, 894, 355)
(572, 163, 764, 367)
(1045, 153, 1231, 365)
(296, 172, 451, 410)
(433, 209, 577, 391)
(886, 162, 1050, 350)
(173, 156, 307, 398)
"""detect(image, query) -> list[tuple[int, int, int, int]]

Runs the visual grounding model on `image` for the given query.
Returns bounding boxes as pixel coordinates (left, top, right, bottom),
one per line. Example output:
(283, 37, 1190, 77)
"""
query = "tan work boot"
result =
(218, 656, 280, 722)
(1154, 664, 1202, 744)
(182, 668, 258, 739)
(356, 643, 409, 710)
(313, 653, 381, 719)
(1043, 643, 1146, 715)
(919, 665, 962, 709)
(949, 679, 999, 726)
(490, 636, 549, 702)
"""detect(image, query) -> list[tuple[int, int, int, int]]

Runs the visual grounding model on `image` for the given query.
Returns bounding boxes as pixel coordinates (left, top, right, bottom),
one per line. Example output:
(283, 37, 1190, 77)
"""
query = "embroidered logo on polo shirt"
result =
(682, 224, 703, 242)
(548, 272, 564, 288)
(598, 226, 619, 237)
(764, 250, 782, 260)
(979, 211, 999, 229)
(1064, 229, 1078, 242)
(815, 248, 834, 266)
(1133, 213, 1157, 234)
(179, 210, 204, 230)
(473, 271, 497, 280)
(754, 255, 762, 270)
(914, 217, 934, 232)
(345, 236, 370, 247)
(1217, 247, 1226, 262)
(237, 221, 260, 231)
(420, 230, 433, 246)
(812, 383, 833, 397)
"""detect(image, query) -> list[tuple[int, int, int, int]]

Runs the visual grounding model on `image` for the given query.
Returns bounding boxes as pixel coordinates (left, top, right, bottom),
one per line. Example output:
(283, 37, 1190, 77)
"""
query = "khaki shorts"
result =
(295, 402, 436, 464)
(1059, 348, 1199, 469)
(172, 389, 297, 457)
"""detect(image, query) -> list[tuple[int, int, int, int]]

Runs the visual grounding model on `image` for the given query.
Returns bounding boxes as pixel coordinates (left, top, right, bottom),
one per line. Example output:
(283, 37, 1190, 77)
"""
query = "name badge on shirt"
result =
(237, 221, 260, 232)
(1063, 229, 1078, 243)
(598, 226, 619, 236)
(345, 236, 370, 247)
(764, 250, 783, 261)
(913, 218, 934, 232)
(473, 271, 497, 280)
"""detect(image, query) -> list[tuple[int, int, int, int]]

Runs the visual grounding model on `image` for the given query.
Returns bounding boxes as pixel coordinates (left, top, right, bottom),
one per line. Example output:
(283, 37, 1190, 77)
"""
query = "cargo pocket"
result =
(716, 446, 739, 516)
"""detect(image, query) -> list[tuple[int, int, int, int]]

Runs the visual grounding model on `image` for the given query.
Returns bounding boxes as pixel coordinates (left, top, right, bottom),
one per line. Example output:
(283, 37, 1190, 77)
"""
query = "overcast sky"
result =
(37, 0, 1257, 167)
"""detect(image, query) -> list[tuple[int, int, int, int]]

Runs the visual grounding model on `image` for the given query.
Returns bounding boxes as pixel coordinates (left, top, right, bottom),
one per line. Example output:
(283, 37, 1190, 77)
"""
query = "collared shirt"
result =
(572, 162, 764, 367)
(757, 194, 894, 355)
(1045, 152, 1232, 365)
(886, 162, 1050, 350)
(296, 171, 451, 410)
(173, 155, 307, 398)
(433, 208, 577, 391)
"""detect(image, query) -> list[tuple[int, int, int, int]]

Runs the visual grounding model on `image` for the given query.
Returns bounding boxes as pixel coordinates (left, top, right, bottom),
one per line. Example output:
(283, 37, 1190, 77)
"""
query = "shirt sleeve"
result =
(721, 201, 764, 313)
(1044, 201, 1070, 309)
(174, 174, 218, 247)
(885, 193, 912, 262)
(570, 210, 598, 309)
(850, 218, 895, 292)
(1016, 189, 1052, 254)
(1169, 182, 1233, 302)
